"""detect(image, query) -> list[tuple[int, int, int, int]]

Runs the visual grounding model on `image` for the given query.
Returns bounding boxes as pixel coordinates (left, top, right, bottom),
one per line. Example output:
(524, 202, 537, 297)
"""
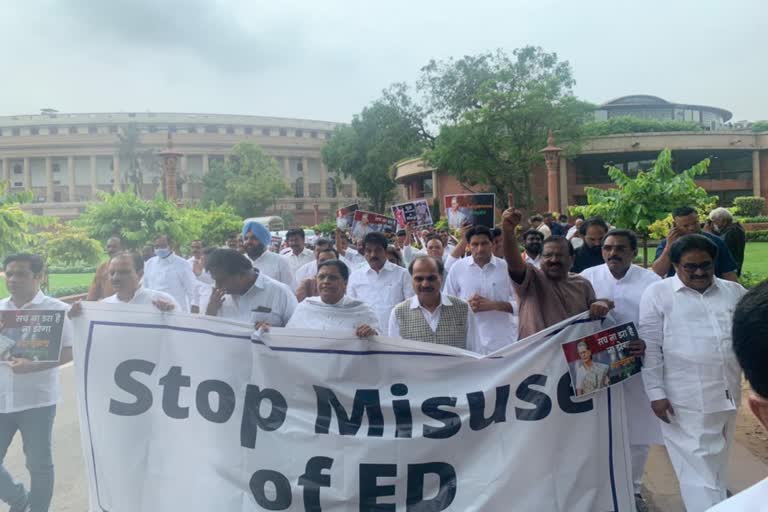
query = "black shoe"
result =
(634, 493, 649, 512)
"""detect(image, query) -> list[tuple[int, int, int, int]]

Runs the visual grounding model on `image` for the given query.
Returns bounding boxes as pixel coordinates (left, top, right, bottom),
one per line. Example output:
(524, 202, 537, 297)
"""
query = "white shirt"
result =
(706, 477, 768, 511)
(248, 250, 296, 290)
(387, 294, 481, 352)
(347, 260, 414, 331)
(0, 291, 73, 413)
(341, 250, 367, 271)
(522, 252, 542, 268)
(281, 248, 314, 275)
(213, 273, 297, 327)
(286, 296, 380, 332)
(640, 276, 747, 413)
(536, 224, 552, 238)
(102, 287, 180, 309)
(444, 256, 518, 353)
(187, 257, 214, 285)
(295, 260, 318, 284)
(144, 253, 199, 312)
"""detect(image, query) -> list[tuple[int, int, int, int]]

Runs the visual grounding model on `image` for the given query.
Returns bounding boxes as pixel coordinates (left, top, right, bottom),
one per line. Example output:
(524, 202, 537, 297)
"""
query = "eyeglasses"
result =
(680, 262, 713, 273)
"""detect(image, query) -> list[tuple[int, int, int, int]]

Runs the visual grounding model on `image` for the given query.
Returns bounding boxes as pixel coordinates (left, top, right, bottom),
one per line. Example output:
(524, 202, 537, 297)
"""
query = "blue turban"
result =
(242, 221, 271, 248)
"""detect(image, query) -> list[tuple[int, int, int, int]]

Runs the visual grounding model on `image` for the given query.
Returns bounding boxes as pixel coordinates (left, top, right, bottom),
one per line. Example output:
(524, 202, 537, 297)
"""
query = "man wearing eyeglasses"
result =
(388, 256, 479, 351)
(639, 234, 747, 511)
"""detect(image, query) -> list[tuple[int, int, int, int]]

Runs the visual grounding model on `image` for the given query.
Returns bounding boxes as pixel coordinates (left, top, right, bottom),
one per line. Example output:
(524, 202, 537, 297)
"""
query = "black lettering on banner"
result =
(158, 366, 191, 419)
(391, 383, 413, 438)
(313, 386, 384, 437)
(298, 456, 334, 512)
(557, 372, 594, 414)
(514, 374, 552, 421)
(195, 379, 236, 423)
(406, 463, 457, 512)
(421, 397, 461, 439)
(467, 385, 510, 431)
(359, 464, 396, 512)
(109, 359, 155, 416)
(249, 470, 292, 510)
(240, 385, 288, 449)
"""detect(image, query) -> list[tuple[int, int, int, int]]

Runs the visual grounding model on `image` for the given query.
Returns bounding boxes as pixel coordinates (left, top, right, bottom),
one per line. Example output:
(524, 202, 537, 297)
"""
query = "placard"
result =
(391, 199, 433, 229)
(444, 194, 496, 229)
(0, 309, 65, 362)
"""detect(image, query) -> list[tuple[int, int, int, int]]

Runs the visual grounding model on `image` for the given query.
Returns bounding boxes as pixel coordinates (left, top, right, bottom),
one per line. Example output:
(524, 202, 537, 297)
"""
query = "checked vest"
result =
(393, 296, 469, 349)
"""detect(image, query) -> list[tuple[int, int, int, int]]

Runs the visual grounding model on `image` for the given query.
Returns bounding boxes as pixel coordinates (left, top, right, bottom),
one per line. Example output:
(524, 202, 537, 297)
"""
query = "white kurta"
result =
(387, 294, 481, 351)
(347, 260, 414, 332)
(143, 254, 199, 312)
(102, 287, 180, 310)
(213, 273, 297, 327)
(247, 250, 296, 291)
(639, 276, 747, 511)
(444, 256, 518, 353)
(281, 248, 314, 275)
(286, 296, 380, 332)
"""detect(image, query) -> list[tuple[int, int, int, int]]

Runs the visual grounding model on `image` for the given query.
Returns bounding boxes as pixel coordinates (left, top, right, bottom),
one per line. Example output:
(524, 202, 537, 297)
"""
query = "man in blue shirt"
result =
(651, 206, 738, 282)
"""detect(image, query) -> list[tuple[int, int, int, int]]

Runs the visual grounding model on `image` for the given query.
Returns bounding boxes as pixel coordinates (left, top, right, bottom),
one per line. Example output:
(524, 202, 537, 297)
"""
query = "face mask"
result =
(155, 248, 171, 258)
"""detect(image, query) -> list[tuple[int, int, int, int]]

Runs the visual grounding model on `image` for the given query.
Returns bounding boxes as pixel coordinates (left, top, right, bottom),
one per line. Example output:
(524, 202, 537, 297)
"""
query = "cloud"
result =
(55, 0, 306, 73)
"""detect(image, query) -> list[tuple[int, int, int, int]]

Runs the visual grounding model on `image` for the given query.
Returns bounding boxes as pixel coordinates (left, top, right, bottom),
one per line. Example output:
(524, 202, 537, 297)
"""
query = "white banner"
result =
(73, 303, 635, 511)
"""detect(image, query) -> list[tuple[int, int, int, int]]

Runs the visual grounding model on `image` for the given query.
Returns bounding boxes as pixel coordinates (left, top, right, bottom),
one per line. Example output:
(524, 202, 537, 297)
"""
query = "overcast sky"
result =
(1, 0, 765, 123)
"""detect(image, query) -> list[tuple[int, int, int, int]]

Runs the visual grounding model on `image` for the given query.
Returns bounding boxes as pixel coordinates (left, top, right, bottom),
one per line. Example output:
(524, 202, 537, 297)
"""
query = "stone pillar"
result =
(90, 156, 98, 199)
(352, 179, 358, 198)
(302, 158, 310, 197)
(320, 161, 328, 198)
(431, 170, 439, 200)
(23, 157, 31, 192)
(283, 157, 291, 180)
(559, 158, 569, 214)
(112, 154, 121, 192)
(68, 156, 76, 202)
(1, 158, 9, 185)
(540, 131, 562, 213)
(202, 153, 209, 175)
(45, 157, 54, 202)
(753, 150, 761, 198)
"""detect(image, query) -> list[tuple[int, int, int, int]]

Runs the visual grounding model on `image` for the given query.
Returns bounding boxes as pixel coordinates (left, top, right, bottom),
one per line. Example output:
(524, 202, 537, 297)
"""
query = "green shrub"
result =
(746, 230, 768, 242)
(751, 121, 768, 133)
(741, 216, 768, 224)
(733, 196, 765, 217)
(740, 271, 768, 289)
(47, 265, 97, 274)
(50, 285, 90, 298)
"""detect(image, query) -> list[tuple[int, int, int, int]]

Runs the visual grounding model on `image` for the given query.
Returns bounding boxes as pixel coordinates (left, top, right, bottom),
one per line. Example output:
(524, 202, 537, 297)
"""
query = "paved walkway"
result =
(643, 442, 768, 511)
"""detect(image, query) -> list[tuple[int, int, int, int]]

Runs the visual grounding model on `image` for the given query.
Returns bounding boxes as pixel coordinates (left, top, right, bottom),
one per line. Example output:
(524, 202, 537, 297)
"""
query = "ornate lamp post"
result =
(540, 130, 562, 213)
(158, 133, 183, 201)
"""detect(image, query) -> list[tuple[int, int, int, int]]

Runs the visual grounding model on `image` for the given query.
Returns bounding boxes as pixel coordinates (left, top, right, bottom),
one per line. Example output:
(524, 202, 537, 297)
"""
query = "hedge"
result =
(733, 196, 766, 217)
(47, 265, 98, 274)
(50, 285, 90, 298)
(746, 230, 768, 242)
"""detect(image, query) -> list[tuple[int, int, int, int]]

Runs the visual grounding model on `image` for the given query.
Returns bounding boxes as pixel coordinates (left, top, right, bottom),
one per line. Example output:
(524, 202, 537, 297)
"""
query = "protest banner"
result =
(73, 306, 633, 511)
(350, 210, 398, 240)
(270, 235, 283, 253)
(336, 203, 358, 230)
(562, 322, 642, 398)
(0, 309, 65, 362)
(391, 199, 433, 229)
(444, 194, 496, 229)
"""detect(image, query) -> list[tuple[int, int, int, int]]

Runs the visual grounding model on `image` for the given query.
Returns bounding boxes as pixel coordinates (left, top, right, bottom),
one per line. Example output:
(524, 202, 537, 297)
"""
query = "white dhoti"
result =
(661, 406, 736, 512)
(624, 375, 664, 494)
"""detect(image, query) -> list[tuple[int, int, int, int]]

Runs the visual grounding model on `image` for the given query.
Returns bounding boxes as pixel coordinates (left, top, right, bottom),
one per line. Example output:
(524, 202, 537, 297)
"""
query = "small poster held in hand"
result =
(336, 203, 359, 231)
(561, 322, 642, 397)
(391, 199, 433, 229)
(0, 310, 65, 363)
(444, 194, 496, 229)
(350, 210, 398, 240)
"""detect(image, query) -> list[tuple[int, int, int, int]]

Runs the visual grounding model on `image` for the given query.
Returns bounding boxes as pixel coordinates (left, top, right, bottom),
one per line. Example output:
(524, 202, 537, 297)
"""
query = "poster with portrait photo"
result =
(444, 193, 496, 229)
(391, 199, 433, 229)
(335, 203, 359, 231)
(0, 310, 65, 363)
(561, 322, 641, 398)
(350, 210, 398, 240)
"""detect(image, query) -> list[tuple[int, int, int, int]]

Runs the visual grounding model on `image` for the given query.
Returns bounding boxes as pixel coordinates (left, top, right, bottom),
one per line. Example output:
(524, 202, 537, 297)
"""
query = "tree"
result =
(40, 225, 103, 266)
(177, 203, 243, 248)
(0, 182, 50, 258)
(201, 142, 289, 217)
(570, 149, 715, 266)
(322, 101, 427, 212)
(421, 47, 594, 208)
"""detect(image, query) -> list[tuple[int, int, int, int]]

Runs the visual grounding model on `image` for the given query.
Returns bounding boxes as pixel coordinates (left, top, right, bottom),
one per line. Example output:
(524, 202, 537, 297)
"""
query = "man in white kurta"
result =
(101, 253, 180, 310)
(444, 226, 517, 354)
(204, 249, 297, 327)
(640, 234, 746, 511)
(347, 232, 413, 332)
(581, 229, 663, 505)
(242, 221, 295, 290)
(143, 234, 199, 313)
(280, 228, 314, 274)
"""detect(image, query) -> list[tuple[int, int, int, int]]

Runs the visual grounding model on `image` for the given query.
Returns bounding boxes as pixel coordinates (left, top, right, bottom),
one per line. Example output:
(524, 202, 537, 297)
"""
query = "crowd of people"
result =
(0, 199, 763, 512)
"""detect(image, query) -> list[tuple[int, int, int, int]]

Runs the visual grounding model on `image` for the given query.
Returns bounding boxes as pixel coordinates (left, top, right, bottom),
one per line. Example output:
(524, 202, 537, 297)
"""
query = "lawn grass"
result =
(0, 273, 94, 299)
(636, 243, 768, 276)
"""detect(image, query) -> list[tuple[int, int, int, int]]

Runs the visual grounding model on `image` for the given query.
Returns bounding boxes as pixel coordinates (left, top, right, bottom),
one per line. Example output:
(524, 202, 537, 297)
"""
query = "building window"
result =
(309, 183, 321, 197)
(245, 126, 253, 135)
(226, 126, 235, 135)
(188, 126, 198, 134)
(12, 128, 20, 136)
(13, 164, 22, 174)
(13, 181, 23, 187)
(294, 178, 304, 198)
(295, 129, 303, 137)
(295, 202, 304, 210)
(421, 177, 433, 197)
(53, 180, 61, 185)
(109, 125, 118, 134)
(168, 125, 177, 133)
(148, 125, 158, 133)
(342, 184, 353, 197)
(88, 126, 97, 134)
(311, 131, 318, 139)
(205, 125, 218, 134)
(324, 132, 331, 140)
(297, 161, 303, 172)
(52, 163, 61, 173)
(69, 126, 77, 134)
(279, 128, 287, 136)
(326, 177, 337, 198)
(261, 127, 270, 136)
(49, 126, 59, 135)
(31, 127, 39, 135)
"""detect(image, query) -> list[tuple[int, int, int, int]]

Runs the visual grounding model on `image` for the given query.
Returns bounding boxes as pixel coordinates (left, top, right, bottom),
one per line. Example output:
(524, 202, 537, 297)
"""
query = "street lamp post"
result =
(540, 130, 562, 213)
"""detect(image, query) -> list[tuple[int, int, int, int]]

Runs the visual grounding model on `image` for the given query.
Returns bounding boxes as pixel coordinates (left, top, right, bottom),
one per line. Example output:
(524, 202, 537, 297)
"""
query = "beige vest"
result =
(393, 296, 469, 349)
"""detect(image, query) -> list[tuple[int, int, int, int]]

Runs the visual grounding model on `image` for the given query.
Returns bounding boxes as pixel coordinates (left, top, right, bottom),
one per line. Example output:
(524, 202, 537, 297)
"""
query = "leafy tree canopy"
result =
(39, 225, 103, 267)
(582, 117, 702, 137)
(0, 182, 51, 259)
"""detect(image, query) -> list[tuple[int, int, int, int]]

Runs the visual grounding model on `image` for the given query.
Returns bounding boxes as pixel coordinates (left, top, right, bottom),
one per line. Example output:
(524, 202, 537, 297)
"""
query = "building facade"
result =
(594, 95, 733, 130)
(0, 112, 359, 225)
(395, 96, 768, 216)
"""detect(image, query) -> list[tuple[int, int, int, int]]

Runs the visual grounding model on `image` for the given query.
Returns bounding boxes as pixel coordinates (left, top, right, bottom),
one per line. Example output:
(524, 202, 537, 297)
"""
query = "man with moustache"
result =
(87, 236, 123, 301)
(640, 234, 746, 511)
(143, 234, 199, 313)
(580, 229, 661, 511)
(708, 207, 745, 277)
(389, 255, 479, 350)
(521, 229, 544, 268)
(502, 197, 611, 340)
(241, 220, 295, 289)
(571, 217, 609, 273)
